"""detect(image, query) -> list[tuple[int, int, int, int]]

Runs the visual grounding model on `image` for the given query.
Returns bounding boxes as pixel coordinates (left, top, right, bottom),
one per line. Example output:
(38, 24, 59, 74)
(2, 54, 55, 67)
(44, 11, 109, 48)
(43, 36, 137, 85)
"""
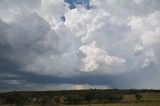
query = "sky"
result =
(0, 0, 160, 91)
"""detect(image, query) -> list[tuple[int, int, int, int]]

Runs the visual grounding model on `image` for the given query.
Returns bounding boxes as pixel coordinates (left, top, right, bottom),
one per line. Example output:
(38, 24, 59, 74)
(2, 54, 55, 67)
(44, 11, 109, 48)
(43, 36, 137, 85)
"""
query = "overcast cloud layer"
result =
(0, 0, 160, 91)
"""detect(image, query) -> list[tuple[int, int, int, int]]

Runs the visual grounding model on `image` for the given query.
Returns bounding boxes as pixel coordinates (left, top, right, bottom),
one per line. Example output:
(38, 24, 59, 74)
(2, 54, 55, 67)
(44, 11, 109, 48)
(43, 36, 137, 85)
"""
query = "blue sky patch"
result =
(64, 0, 91, 9)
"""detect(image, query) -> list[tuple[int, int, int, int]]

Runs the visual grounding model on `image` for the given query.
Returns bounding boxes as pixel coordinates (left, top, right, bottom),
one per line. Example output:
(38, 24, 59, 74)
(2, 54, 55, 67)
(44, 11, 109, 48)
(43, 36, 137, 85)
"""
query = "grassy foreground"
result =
(63, 103, 160, 106)
(1, 103, 160, 106)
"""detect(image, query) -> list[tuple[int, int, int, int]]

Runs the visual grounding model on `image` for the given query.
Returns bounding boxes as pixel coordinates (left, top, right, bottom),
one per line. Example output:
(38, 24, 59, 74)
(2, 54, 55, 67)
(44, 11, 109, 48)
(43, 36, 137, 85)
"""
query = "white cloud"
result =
(133, 0, 144, 4)
(0, 79, 25, 85)
(72, 84, 111, 90)
(79, 42, 126, 73)
(0, 0, 160, 79)
(17, 83, 111, 91)
(38, 0, 66, 26)
(134, 45, 144, 56)
(128, 11, 160, 66)
(142, 58, 153, 68)
(0, 0, 40, 22)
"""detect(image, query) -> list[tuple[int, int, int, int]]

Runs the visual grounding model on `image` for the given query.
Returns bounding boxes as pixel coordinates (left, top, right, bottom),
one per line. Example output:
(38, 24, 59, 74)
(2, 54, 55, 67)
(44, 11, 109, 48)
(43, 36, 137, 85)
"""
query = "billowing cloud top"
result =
(0, 0, 160, 91)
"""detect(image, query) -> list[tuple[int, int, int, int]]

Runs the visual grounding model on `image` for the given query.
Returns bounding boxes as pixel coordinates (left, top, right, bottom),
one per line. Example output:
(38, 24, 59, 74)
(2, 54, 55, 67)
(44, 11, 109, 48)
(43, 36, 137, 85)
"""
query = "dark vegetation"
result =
(0, 89, 160, 106)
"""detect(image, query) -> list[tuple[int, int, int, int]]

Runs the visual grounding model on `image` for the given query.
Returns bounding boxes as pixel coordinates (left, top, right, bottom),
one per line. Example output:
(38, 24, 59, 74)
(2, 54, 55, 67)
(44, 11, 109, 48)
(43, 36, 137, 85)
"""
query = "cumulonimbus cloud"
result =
(0, 0, 160, 80)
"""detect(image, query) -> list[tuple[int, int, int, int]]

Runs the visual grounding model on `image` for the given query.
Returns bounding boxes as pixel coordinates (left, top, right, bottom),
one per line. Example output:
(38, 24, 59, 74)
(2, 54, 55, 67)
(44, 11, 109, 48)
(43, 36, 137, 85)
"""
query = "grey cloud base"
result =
(0, 0, 160, 91)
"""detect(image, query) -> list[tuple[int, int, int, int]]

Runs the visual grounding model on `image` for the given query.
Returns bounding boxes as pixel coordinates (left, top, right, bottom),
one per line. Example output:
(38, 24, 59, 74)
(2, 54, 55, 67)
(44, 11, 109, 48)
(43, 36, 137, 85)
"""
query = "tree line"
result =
(0, 89, 152, 106)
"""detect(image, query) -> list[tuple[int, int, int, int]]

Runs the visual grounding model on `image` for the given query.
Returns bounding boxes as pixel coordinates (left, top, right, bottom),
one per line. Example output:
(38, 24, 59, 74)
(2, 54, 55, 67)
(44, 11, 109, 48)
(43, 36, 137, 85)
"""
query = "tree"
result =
(40, 96, 50, 106)
(4, 92, 28, 106)
(95, 92, 107, 104)
(53, 96, 61, 105)
(85, 90, 95, 106)
(135, 94, 142, 103)
(65, 94, 82, 104)
(106, 93, 123, 103)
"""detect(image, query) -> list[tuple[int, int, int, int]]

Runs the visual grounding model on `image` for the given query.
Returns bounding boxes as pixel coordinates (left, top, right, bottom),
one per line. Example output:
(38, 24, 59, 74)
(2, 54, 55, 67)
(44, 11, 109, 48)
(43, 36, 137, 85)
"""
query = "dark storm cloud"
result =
(0, 0, 160, 91)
